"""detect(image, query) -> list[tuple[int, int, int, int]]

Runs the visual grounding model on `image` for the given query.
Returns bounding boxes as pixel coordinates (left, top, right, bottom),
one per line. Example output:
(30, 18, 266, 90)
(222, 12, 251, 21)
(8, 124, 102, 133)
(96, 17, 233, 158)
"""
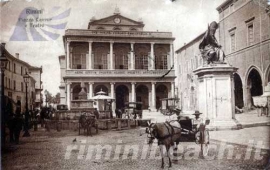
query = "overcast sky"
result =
(1, 0, 225, 95)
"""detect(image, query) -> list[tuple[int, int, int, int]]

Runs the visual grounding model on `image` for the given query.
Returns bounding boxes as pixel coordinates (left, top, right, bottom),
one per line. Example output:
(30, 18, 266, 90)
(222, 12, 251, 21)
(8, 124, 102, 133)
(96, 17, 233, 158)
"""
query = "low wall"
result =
(44, 119, 151, 132)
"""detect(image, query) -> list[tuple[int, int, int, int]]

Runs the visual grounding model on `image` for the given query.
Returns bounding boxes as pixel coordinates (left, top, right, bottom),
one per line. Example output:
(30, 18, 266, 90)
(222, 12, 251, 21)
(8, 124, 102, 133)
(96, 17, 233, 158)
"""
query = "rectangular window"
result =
(14, 80, 16, 90)
(21, 66, 23, 75)
(8, 60, 10, 70)
(21, 82, 24, 92)
(73, 53, 86, 69)
(247, 24, 254, 46)
(13, 63, 16, 73)
(230, 4, 234, 13)
(230, 33, 236, 52)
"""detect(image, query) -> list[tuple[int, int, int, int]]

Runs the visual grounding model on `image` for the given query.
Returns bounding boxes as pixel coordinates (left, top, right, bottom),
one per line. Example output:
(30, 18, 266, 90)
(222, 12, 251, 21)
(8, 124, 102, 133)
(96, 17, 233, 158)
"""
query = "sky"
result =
(0, 0, 225, 95)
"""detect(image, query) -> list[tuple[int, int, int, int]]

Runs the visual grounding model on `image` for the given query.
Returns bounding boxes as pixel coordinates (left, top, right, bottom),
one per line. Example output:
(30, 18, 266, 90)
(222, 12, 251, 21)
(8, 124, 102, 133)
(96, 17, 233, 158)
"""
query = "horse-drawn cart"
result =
(123, 102, 143, 119)
(160, 97, 209, 156)
(178, 116, 210, 157)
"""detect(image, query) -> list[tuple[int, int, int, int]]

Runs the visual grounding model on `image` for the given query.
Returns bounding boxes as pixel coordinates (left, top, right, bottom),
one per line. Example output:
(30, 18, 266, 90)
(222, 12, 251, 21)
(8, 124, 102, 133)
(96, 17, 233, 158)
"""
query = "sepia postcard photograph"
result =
(0, 0, 270, 169)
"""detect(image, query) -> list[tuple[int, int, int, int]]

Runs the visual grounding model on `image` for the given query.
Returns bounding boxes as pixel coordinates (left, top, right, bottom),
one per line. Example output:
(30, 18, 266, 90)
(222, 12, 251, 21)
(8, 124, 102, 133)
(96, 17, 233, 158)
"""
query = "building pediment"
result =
(88, 14, 144, 30)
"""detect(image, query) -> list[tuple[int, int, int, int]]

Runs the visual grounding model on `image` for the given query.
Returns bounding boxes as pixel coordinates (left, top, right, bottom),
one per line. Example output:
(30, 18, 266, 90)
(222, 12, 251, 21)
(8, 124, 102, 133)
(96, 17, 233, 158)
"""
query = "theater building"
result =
(59, 9, 176, 112)
(176, 0, 270, 112)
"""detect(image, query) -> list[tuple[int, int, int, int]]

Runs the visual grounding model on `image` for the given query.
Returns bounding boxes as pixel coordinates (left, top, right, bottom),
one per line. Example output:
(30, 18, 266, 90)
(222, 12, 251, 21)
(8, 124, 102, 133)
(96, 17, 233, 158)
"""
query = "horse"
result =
(146, 121, 182, 168)
(79, 113, 98, 136)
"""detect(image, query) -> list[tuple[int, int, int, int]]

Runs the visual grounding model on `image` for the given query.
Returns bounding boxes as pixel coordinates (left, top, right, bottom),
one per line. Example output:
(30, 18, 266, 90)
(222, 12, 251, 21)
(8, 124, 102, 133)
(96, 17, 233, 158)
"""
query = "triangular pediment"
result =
(88, 14, 144, 28)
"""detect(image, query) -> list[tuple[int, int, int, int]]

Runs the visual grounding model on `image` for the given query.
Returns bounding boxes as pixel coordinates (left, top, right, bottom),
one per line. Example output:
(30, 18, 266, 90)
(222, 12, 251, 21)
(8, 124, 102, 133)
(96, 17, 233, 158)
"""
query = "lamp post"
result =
(0, 53, 9, 146)
(23, 72, 30, 137)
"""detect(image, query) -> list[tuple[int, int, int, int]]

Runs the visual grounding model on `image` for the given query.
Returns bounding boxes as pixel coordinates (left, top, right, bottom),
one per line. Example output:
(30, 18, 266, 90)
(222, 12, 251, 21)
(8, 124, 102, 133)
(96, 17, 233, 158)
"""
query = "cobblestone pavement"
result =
(2, 127, 270, 170)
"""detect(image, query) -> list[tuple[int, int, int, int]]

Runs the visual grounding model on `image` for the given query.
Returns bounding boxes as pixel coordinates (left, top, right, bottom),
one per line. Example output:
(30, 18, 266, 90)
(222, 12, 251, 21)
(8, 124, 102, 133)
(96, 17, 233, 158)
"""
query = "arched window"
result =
(97, 27, 105, 30)
(94, 85, 109, 95)
(113, 27, 121, 31)
(130, 27, 137, 31)
(72, 85, 87, 100)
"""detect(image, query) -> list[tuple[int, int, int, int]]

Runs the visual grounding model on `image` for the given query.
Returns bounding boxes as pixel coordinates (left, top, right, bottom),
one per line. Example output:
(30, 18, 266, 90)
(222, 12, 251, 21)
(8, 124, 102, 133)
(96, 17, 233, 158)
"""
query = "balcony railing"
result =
(65, 69, 175, 78)
(65, 29, 173, 39)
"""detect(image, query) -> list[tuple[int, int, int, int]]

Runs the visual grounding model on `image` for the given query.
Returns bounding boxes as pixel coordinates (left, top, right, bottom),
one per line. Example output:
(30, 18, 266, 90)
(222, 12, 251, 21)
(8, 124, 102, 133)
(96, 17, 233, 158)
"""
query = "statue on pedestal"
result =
(199, 21, 226, 64)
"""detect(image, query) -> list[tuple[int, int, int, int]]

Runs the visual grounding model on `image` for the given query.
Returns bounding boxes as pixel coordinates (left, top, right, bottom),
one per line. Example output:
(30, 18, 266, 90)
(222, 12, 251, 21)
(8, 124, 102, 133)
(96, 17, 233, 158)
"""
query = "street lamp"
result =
(0, 53, 9, 146)
(23, 72, 30, 137)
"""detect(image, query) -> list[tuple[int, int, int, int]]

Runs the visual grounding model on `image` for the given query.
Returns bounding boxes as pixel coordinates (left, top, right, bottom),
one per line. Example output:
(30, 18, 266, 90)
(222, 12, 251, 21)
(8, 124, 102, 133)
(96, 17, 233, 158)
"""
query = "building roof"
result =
(216, 0, 233, 11)
(175, 32, 205, 53)
(0, 43, 42, 70)
(88, 13, 144, 29)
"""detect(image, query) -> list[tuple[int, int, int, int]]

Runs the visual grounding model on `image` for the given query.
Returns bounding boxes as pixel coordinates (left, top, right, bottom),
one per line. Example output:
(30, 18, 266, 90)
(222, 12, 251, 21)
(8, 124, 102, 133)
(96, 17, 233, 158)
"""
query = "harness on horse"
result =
(147, 121, 181, 145)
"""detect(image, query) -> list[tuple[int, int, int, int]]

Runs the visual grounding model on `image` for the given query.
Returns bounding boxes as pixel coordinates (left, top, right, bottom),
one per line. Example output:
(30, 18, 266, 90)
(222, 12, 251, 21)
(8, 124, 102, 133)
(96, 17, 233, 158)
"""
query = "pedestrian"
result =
(192, 110, 203, 130)
(13, 112, 23, 144)
(93, 108, 99, 119)
(7, 113, 15, 143)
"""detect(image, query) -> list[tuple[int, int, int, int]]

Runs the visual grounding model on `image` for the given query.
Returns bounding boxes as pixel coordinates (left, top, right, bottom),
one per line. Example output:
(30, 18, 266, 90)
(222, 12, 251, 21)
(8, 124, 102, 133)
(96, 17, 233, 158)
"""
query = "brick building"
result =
(59, 9, 176, 112)
(176, 0, 270, 112)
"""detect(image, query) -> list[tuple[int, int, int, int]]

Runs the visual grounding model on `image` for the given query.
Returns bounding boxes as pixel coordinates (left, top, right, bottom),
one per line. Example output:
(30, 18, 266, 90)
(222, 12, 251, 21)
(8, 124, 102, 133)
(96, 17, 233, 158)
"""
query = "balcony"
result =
(65, 29, 173, 39)
(64, 69, 175, 78)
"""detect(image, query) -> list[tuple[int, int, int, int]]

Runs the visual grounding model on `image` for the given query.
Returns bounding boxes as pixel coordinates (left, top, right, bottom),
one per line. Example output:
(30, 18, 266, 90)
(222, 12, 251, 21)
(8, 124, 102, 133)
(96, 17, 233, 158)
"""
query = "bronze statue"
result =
(199, 21, 226, 64)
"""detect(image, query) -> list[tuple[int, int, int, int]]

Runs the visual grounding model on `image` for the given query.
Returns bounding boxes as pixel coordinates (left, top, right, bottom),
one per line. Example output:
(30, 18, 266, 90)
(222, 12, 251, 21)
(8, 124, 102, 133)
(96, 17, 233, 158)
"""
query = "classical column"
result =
(88, 82, 93, 99)
(170, 43, 174, 69)
(131, 82, 136, 102)
(66, 83, 71, 110)
(171, 82, 175, 98)
(88, 41, 93, 70)
(151, 82, 156, 111)
(130, 43, 135, 70)
(150, 42, 155, 70)
(110, 82, 116, 117)
(110, 41, 114, 70)
(66, 41, 70, 70)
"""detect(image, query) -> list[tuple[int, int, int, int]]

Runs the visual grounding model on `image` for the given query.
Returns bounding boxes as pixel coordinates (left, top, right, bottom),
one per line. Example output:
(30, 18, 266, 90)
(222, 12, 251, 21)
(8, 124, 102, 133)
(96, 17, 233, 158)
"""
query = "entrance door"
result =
(136, 85, 149, 109)
(247, 69, 263, 109)
(116, 85, 129, 109)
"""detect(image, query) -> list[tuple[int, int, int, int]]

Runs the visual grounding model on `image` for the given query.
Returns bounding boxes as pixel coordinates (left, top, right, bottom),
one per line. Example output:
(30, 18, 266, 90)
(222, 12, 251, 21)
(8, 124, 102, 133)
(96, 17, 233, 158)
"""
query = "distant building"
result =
(59, 8, 176, 112)
(1, 43, 43, 112)
(29, 66, 43, 109)
(176, 0, 270, 112)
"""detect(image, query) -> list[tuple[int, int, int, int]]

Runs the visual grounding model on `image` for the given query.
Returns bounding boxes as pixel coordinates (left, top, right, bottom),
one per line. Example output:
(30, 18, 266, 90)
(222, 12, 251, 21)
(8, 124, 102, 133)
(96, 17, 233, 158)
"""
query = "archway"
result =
(234, 73, 244, 108)
(72, 85, 87, 100)
(156, 84, 168, 110)
(266, 65, 270, 85)
(136, 85, 149, 109)
(94, 85, 108, 95)
(247, 69, 263, 108)
(115, 85, 129, 109)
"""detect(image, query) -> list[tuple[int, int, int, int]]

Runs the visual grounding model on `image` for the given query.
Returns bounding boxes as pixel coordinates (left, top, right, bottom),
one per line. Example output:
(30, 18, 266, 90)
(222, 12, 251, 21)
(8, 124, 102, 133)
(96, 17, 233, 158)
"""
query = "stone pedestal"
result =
(193, 64, 240, 130)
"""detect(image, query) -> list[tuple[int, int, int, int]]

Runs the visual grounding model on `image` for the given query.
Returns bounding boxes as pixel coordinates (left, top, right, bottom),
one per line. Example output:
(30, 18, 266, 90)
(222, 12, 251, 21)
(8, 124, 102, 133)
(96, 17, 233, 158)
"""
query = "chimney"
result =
(1, 43, 6, 48)
(15, 53, 19, 59)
